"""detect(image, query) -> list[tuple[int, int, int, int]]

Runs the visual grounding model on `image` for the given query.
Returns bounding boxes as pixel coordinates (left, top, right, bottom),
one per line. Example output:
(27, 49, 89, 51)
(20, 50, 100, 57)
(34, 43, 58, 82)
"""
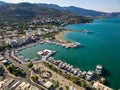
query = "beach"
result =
(55, 30, 70, 43)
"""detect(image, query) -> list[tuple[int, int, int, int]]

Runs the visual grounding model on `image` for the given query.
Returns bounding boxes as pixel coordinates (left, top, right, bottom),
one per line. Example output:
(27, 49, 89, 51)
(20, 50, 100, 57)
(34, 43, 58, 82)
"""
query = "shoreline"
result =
(55, 30, 70, 43)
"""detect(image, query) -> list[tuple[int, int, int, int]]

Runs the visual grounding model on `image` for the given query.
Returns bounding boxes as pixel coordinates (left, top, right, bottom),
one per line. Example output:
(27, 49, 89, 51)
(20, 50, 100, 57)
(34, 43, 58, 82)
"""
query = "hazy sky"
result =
(1, 0, 120, 12)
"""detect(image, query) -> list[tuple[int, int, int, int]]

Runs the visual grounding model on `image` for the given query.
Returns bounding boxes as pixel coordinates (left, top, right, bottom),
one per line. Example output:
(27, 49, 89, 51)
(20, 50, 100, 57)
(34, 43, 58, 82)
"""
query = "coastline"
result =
(55, 30, 70, 43)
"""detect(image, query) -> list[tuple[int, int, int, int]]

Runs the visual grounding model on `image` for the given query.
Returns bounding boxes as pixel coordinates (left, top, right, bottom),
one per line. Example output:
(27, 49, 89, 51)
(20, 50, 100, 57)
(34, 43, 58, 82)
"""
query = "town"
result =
(0, 19, 113, 90)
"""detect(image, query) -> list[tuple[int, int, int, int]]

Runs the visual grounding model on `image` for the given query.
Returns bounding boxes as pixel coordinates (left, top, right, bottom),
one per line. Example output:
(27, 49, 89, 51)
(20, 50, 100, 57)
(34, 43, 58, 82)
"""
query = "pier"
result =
(67, 29, 94, 33)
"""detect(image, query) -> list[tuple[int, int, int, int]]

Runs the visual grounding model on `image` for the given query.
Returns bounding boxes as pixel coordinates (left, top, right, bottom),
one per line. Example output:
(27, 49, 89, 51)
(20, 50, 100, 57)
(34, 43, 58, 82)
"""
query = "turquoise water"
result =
(20, 18, 120, 89)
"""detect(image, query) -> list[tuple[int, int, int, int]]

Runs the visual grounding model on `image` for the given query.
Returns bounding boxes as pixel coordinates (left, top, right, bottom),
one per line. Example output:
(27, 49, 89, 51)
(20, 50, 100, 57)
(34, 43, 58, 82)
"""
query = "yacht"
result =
(95, 64, 103, 75)
(85, 70, 94, 81)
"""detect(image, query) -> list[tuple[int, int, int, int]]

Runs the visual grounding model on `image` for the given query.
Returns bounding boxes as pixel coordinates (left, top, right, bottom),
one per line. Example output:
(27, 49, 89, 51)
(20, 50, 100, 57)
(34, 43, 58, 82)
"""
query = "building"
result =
(43, 81, 54, 90)
(70, 86, 76, 90)
(93, 82, 113, 90)
(0, 65, 4, 76)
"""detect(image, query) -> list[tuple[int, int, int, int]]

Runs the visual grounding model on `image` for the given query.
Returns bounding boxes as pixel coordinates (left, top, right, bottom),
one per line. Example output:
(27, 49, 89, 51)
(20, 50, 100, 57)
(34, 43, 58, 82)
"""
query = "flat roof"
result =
(93, 82, 113, 90)
(43, 81, 53, 88)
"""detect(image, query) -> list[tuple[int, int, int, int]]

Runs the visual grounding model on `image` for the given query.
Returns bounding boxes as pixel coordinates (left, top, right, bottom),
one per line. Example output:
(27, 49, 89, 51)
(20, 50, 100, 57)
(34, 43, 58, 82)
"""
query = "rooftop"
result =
(43, 81, 53, 89)
(93, 82, 113, 90)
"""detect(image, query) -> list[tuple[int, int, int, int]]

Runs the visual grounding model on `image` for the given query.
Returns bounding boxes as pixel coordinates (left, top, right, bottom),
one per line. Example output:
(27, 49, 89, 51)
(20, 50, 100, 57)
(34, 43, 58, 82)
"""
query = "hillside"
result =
(0, 1, 120, 18)
(0, 1, 6, 5)
(0, 2, 92, 24)
(38, 3, 120, 17)
(38, 3, 105, 17)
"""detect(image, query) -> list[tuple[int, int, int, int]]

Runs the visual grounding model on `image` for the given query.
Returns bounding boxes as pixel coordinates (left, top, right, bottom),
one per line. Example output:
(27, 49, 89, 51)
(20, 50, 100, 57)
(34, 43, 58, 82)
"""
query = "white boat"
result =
(81, 71, 87, 78)
(85, 70, 94, 81)
(95, 64, 103, 75)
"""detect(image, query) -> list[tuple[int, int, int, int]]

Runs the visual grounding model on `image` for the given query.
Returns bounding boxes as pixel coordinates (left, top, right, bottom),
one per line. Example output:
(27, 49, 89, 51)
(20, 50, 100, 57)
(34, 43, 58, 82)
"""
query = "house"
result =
(0, 65, 5, 76)
(43, 81, 54, 90)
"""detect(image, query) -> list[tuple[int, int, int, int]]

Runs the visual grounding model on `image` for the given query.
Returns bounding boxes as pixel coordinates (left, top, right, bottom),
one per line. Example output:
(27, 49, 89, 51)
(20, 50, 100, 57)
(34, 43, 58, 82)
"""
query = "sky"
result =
(1, 0, 120, 12)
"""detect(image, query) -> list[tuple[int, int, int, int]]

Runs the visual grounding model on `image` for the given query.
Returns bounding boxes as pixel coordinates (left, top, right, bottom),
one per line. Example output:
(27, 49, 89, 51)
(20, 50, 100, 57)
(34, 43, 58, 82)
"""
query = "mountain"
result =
(0, 1, 7, 5)
(63, 6, 106, 17)
(38, 4, 106, 17)
(38, 3, 120, 17)
(0, 3, 92, 24)
(104, 12, 120, 18)
(0, 1, 119, 18)
(37, 3, 63, 10)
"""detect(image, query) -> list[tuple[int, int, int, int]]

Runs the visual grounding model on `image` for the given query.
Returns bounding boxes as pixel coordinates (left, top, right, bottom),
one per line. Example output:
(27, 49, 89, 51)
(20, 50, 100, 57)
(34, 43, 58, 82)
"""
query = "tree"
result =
(6, 44, 11, 49)
(7, 65, 14, 73)
(65, 86, 69, 90)
(0, 46, 5, 51)
(81, 80, 86, 88)
(55, 80, 59, 88)
(31, 75, 39, 82)
(71, 76, 78, 84)
(27, 62, 33, 68)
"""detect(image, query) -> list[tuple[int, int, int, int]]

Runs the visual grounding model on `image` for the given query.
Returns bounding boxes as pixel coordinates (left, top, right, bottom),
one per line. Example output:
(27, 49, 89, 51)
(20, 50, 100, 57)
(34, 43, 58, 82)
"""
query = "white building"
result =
(43, 81, 53, 90)
(93, 82, 113, 90)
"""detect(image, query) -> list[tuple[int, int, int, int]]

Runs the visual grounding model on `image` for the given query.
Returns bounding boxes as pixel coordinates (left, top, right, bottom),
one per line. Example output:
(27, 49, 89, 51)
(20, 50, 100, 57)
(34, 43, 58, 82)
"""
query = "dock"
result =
(67, 29, 94, 33)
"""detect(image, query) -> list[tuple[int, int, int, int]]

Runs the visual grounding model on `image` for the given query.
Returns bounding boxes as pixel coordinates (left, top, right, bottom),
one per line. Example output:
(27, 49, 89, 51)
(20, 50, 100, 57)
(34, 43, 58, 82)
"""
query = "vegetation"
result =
(7, 65, 14, 73)
(7, 65, 23, 76)
(55, 80, 59, 88)
(31, 75, 39, 82)
(43, 61, 87, 88)
(43, 62, 62, 75)
(0, 46, 5, 51)
(41, 31, 58, 38)
(0, 45, 11, 51)
(71, 76, 78, 84)
(27, 62, 33, 68)
(6, 44, 11, 49)
(0, 3, 92, 24)
(81, 80, 86, 88)
(18, 29, 26, 34)
(65, 86, 69, 90)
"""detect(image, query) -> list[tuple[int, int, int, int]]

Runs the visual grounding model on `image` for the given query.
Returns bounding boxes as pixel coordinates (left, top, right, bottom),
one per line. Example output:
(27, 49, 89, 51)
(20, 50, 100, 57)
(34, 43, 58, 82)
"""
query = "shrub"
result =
(27, 62, 33, 68)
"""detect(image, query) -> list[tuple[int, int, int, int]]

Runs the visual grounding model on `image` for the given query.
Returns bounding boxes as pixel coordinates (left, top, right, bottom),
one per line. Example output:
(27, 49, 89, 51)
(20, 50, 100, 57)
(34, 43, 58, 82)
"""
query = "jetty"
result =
(37, 49, 56, 60)
(67, 29, 94, 33)
(45, 38, 83, 48)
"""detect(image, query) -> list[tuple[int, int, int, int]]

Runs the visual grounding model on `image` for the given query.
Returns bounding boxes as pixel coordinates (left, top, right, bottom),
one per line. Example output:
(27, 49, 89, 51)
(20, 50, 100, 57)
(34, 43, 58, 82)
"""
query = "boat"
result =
(82, 29, 94, 33)
(85, 70, 94, 81)
(81, 71, 87, 78)
(37, 49, 56, 57)
(95, 64, 103, 75)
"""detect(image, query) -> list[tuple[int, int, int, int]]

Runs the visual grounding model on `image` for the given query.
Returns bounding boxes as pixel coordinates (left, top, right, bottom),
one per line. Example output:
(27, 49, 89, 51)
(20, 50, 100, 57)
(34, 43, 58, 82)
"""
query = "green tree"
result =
(7, 65, 14, 73)
(27, 62, 33, 68)
(71, 76, 78, 84)
(81, 80, 86, 88)
(6, 44, 11, 49)
(0, 46, 5, 51)
(31, 75, 39, 82)
(55, 80, 59, 88)
(65, 86, 69, 90)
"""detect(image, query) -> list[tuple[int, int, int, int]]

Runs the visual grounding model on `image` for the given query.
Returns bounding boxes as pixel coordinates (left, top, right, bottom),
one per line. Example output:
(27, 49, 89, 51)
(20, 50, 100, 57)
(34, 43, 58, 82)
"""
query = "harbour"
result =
(19, 18, 120, 89)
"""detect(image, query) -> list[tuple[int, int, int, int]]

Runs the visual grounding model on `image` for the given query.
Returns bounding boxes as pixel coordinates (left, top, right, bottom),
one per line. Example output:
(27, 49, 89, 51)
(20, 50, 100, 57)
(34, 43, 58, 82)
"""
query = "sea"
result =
(20, 18, 120, 89)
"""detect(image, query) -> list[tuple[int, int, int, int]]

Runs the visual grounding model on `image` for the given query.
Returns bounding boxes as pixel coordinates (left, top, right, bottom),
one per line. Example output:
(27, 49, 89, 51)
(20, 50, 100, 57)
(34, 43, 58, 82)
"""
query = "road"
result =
(4, 50, 46, 90)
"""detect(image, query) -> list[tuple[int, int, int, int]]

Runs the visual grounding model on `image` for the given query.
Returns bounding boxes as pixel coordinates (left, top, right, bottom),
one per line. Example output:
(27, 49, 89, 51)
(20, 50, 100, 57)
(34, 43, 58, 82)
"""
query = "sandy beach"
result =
(55, 30, 70, 43)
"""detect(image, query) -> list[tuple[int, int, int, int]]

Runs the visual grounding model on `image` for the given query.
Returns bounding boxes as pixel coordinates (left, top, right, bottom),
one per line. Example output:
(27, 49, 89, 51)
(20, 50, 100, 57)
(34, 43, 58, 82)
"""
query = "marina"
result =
(18, 18, 120, 89)
(9, 38, 82, 63)
(47, 57, 103, 82)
